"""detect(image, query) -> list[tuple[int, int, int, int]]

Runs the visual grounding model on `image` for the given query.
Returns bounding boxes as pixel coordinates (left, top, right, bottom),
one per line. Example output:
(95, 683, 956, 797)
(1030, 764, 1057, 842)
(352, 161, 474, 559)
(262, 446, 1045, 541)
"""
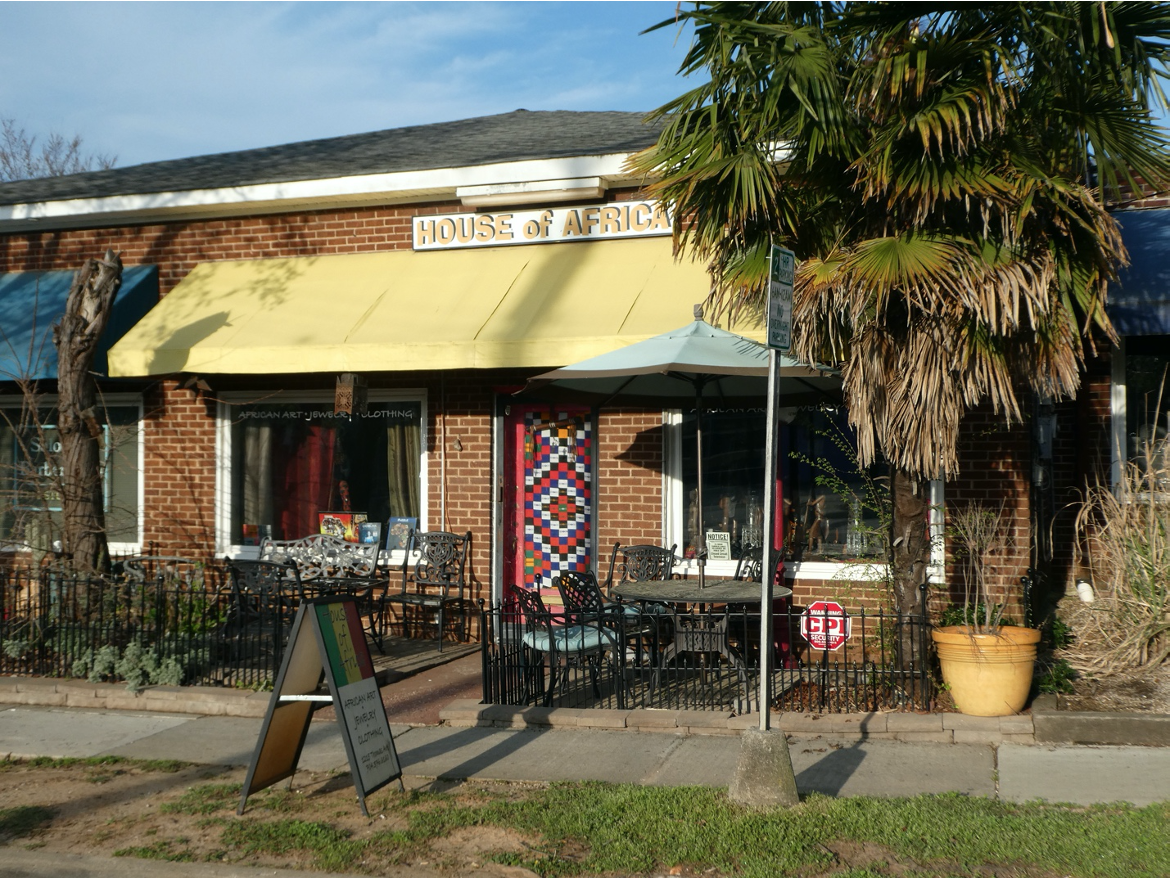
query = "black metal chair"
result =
(730, 545, 794, 669)
(602, 542, 677, 595)
(601, 542, 677, 664)
(384, 530, 471, 651)
(259, 532, 386, 652)
(733, 546, 764, 582)
(514, 584, 615, 707)
(552, 571, 624, 707)
(224, 558, 302, 635)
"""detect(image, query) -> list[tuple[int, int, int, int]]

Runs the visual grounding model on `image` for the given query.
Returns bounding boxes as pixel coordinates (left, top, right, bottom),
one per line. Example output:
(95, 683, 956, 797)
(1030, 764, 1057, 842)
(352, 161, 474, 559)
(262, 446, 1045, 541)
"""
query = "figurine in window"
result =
(782, 497, 797, 551)
(718, 494, 739, 546)
(686, 487, 700, 557)
(806, 494, 827, 554)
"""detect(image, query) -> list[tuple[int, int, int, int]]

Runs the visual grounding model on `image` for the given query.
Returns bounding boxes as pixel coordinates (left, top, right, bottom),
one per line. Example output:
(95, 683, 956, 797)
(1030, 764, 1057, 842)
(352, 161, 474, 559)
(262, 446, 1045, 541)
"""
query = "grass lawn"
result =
(2, 757, 1167, 877)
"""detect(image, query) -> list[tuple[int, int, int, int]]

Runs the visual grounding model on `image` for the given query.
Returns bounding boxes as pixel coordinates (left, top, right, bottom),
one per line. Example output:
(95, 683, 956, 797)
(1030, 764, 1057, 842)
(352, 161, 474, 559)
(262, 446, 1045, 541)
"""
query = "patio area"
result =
(480, 600, 933, 715)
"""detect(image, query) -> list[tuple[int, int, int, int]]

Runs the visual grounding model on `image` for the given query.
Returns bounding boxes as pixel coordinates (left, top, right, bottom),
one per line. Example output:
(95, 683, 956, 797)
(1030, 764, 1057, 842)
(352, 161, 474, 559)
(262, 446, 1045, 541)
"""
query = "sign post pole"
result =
(760, 244, 794, 732)
(728, 244, 802, 808)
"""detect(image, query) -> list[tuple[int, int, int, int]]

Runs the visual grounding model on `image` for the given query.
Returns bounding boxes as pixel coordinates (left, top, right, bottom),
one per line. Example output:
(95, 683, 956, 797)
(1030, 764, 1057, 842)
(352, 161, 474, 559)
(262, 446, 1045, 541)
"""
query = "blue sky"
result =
(0, 1, 695, 168)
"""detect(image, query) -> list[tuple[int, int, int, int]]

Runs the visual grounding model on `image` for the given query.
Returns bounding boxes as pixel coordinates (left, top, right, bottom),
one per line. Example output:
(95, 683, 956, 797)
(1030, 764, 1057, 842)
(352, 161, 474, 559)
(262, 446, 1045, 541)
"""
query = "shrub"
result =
(1067, 436, 1169, 675)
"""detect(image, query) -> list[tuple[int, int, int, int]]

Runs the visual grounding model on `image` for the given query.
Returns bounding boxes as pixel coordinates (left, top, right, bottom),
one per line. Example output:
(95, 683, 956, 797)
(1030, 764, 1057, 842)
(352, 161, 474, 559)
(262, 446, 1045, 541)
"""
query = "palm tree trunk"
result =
(890, 467, 931, 670)
(52, 250, 123, 575)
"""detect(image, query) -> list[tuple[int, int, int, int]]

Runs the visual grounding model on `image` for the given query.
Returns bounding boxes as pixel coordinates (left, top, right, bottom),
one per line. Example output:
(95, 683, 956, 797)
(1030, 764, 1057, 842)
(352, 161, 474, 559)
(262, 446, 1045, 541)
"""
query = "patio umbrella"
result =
(522, 308, 839, 562)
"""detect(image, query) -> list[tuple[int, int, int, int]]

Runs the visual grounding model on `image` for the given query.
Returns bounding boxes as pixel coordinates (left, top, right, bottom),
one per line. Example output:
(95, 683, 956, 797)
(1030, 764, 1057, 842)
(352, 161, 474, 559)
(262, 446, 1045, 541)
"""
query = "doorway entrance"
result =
(502, 404, 595, 592)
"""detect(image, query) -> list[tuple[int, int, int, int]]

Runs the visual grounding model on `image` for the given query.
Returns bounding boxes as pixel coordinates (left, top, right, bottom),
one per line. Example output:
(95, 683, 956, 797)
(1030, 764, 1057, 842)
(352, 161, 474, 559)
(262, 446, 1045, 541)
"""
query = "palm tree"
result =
(633, 2, 1170, 618)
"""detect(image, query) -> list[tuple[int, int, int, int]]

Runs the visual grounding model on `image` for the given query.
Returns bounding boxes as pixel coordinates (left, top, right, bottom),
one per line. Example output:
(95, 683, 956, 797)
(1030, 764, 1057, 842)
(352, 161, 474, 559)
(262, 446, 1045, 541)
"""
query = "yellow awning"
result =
(107, 238, 763, 377)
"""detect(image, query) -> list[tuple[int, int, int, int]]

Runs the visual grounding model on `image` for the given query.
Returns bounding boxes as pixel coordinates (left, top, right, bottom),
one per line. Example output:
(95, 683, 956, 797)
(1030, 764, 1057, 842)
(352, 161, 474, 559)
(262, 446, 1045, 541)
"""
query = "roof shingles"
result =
(0, 110, 660, 206)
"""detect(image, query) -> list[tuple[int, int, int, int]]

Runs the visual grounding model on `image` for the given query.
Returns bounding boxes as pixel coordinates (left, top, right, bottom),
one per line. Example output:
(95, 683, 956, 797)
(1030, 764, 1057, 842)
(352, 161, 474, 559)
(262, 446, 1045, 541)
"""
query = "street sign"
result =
(767, 245, 795, 352)
(800, 600, 851, 651)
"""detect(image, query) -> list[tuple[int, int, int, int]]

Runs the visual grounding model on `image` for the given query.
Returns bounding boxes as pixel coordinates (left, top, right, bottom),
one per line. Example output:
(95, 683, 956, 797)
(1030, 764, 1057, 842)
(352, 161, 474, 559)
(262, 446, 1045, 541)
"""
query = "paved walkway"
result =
(2, 700, 1168, 808)
(2, 640, 1168, 812)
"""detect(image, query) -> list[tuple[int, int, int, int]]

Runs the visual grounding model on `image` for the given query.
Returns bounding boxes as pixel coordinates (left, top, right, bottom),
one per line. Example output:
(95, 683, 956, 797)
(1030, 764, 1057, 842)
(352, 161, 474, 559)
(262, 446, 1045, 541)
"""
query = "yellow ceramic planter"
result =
(931, 625, 1041, 716)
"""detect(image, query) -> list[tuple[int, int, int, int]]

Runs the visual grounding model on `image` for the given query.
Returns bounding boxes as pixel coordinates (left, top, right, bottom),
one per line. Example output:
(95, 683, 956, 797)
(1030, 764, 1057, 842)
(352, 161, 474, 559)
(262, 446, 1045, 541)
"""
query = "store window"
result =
(223, 396, 424, 547)
(0, 399, 142, 553)
(1123, 335, 1169, 471)
(673, 405, 885, 564)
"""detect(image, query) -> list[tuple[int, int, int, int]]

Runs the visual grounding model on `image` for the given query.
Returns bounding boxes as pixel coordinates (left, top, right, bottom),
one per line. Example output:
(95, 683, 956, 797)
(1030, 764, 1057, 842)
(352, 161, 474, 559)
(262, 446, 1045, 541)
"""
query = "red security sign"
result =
(800, 600, 851, 651)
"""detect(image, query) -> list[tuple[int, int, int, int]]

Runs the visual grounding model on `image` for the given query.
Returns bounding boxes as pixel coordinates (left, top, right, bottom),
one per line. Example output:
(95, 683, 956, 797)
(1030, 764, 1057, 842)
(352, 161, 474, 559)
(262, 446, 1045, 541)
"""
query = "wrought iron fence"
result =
(480, 596, 933, 714)
(0, 564, 288, 688)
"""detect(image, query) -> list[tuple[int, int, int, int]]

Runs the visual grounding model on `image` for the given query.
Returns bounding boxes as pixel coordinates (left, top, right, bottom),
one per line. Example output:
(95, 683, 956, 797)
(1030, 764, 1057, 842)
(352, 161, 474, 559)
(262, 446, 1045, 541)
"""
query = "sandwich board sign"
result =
(768, 244, 795, 353)
(238, 596, 401, 817)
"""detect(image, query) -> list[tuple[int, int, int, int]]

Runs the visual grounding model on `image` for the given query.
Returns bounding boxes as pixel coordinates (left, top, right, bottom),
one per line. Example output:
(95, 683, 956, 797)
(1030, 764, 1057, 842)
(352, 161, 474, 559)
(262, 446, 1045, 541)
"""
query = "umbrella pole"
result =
(695, 381, 706, 589)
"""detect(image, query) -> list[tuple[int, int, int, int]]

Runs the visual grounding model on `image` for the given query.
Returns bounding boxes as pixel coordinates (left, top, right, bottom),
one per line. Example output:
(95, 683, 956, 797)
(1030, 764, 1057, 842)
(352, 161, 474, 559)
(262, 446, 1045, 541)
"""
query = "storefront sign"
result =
(413, 200, 672, 250)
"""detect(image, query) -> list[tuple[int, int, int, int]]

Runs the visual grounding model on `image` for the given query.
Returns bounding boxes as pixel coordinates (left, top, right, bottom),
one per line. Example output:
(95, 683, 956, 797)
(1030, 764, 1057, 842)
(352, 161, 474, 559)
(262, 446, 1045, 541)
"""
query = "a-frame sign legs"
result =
(238, 596, 402, 817)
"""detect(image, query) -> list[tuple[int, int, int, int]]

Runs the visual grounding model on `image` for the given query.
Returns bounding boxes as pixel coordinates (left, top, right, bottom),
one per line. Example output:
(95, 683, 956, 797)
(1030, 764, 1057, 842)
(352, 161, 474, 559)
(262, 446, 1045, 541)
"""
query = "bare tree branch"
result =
(0, 117, 116, 182)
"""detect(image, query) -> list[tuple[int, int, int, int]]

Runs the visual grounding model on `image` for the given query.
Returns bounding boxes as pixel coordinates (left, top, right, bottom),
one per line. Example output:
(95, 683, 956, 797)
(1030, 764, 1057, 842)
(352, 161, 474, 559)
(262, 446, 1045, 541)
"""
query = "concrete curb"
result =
(1031, 694, 1170, 746)
(0, 676, 272, 718)
(437, 699, 1037, 745)
(4, 676, 1166, 747)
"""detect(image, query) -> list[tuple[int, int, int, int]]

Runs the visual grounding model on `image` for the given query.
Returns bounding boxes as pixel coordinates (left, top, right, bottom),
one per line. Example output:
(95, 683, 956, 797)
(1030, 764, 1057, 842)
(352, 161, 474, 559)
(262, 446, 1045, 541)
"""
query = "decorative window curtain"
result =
(387, 421, 420, 518)
(273, 423, 335, 540)
(241, 422, 273, 529)
(230, 401, 422, 544)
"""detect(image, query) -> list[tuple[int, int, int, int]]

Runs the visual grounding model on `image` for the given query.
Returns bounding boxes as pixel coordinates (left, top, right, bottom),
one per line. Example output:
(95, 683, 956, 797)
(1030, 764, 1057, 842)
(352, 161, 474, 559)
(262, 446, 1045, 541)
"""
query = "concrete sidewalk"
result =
(2, 702, 1168, 807)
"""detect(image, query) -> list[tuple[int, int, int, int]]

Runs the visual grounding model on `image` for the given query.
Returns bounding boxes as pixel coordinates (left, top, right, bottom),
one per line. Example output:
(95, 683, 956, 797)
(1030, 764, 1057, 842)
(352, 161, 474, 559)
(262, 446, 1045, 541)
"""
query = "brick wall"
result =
(946, 404, 1033, 622)
(595, 408, 664, 567)
(1049, 349, 1114, 592)
(429, 374, 494, 603)
(0, 204, 438, 293)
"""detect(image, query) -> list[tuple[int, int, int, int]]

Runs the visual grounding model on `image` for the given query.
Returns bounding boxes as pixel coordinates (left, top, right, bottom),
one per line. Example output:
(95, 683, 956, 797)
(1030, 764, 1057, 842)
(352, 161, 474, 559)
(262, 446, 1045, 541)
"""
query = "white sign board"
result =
(413, 201, 673, 250)
(767, 245, 795, 352)
(337, 676, 398, 792)
(705, 530, 732, 561)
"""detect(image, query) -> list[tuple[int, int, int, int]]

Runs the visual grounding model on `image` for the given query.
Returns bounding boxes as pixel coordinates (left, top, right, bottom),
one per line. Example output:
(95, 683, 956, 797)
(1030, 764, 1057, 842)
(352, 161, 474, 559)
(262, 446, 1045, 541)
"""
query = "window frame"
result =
(1110, 334, 1170, 494)
(663, 408, 936, 583)
(0, 391, 145, 555)
(216, 389, 428, 559)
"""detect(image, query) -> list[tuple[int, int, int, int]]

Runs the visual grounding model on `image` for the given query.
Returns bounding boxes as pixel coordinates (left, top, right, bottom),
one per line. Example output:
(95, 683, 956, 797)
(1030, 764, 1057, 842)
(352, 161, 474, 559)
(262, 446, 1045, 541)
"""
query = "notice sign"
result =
(768, 245, 795, 352)
(705, 530, 732, 561)
(413, 200, 672, 250)
(315, 602, 399, 794)
(239, 597, 401, 817)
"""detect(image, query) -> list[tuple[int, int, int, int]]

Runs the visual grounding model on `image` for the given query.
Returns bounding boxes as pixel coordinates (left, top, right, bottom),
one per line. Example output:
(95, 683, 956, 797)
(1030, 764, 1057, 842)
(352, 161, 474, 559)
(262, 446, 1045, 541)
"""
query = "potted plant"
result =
(932, 501, 1040, 716)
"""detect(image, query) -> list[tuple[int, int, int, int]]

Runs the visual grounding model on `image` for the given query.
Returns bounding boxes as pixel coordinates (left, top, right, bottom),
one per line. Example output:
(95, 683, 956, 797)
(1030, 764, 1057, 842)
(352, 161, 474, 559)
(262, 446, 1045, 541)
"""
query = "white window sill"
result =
(671, 558, 889, 581)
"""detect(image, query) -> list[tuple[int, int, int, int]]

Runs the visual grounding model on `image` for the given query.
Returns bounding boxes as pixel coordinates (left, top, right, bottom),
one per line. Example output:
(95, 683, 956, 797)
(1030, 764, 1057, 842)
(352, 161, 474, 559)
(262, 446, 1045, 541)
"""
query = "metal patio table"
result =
(612, 578, 791, 606)
(613, 579, 793, 688)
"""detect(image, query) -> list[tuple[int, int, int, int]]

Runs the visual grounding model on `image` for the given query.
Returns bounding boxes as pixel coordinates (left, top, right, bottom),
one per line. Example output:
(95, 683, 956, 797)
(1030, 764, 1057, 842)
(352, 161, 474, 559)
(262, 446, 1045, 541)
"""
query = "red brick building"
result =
(1, 111, 1164, 625)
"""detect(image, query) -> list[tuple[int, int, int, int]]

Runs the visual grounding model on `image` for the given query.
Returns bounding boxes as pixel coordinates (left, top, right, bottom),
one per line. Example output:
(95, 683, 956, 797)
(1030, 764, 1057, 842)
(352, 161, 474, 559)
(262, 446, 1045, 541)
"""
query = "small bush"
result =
(1068, 436, 1169, 675)
(1035, 657, 1078, 695)
(72, 643, 193, 692)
